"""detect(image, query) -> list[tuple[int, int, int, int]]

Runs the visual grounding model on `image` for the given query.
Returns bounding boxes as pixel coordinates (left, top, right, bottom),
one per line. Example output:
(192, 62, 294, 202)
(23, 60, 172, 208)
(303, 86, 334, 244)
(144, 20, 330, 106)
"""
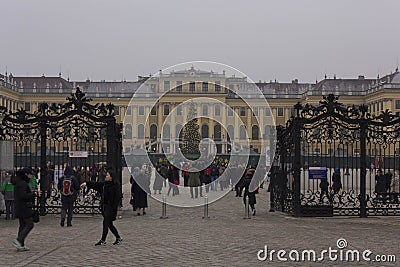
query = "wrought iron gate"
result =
(0, 88, 122, 214)
(273, 94, 400, 217)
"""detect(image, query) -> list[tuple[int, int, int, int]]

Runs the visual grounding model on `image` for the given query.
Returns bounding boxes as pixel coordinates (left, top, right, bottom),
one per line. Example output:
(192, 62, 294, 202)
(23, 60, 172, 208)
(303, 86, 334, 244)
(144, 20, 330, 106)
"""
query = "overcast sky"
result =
(1, 0, 399, 83)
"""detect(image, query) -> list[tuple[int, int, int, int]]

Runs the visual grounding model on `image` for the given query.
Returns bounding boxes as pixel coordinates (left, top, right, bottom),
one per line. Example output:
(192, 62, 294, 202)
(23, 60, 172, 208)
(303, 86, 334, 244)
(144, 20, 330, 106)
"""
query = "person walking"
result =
(243, 168, 257, 216)
(153, 164, 164, 194)
(1, 171, 15, 220)
(80, 170, 122, 246)
(130, 167, 149, 216)
(12, 167, 41, 251)
(58, 166, 80, 227)
(187, 166, 201, 198)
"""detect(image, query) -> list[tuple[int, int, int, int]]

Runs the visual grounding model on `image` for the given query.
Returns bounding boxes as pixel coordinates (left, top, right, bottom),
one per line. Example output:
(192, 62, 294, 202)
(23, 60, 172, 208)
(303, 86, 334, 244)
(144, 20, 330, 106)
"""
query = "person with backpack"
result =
(57, 166, 79, 227)
(80, 170, 123, 246)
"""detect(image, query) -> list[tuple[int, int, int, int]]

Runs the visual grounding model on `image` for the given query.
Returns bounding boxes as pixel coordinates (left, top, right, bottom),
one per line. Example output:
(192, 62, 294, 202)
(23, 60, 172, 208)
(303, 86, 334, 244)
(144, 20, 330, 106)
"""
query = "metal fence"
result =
(0, 88, 122, 214)
(272, 94, 400, 217)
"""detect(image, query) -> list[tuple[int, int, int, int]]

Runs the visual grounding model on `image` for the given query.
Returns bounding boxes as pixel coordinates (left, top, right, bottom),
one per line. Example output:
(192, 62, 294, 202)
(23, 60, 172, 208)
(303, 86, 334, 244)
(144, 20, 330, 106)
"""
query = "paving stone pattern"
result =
(0, 187, 399, 267)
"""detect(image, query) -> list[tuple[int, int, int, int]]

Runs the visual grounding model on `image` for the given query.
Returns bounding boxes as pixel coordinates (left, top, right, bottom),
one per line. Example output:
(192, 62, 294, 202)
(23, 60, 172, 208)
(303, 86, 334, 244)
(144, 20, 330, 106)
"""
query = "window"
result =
(215, 81, 221, 92)
(150, 124, 157, 140)
(278, 107, 284, 117)
(176, 81, 182, 92)
(139, 106, 145, 115)
(252, 107, 258, 116)
(227, 125, 234, 141)
(126, 106, 132, 115)
(252, 125, 259, 140)
(264, 125, 272, 140)
(164, 105, 170, 115)
(265, 107, 271, 116)
(396, 100, 400, 109)
(239, 125, 247, 140)
(176, 105, 182, 116)
(228, 108, 233, 116)
(138, 124, 144, 139)
(240, 107, 246, 116)
(202, 105, 208, 116)
(162, 124, 170, 140)
(214, 124, 222, 140)
(164, 81, 170, 91)
(124, 124, 132, 139)
(291, 108, 296, 117)
(215, 104, 221, 116)
(114, 106, 119, 115)
(201, 124, 209, 138)
(24, 102, 30, 111)
(202, 82, 208, 92)
(229, 84, 234, 91)
(189, 82, 195, 92)
(151, 106, 157, 116)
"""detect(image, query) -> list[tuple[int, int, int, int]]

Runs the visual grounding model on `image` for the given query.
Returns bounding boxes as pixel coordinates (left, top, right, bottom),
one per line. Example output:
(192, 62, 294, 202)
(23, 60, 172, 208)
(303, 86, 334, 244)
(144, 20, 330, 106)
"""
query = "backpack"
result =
(62, 176, 74, 196)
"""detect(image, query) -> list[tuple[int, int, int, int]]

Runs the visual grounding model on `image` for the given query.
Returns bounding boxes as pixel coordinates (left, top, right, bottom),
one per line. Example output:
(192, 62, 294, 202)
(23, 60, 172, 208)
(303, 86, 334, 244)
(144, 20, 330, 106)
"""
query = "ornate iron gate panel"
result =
(274, 94, 400, 217)
(0, 88, 122, 214)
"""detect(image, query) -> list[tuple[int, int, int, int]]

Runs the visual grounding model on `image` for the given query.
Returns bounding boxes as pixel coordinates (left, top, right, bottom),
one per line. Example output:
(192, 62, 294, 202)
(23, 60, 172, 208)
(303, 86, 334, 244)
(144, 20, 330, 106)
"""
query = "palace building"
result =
(1, 67, 400, 156)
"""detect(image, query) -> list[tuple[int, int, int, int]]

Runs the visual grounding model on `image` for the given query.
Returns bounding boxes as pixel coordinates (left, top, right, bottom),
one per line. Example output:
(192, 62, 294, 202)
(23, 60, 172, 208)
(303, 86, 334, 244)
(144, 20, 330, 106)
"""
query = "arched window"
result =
(239, 125, 247, 140)
(150, 124, 157, 140)
(252, 125, 259, 140)
(138, 124, 144, 139)
(214, 124, 221, 141)
(227, 125, 234, 141)
(162, 124, 170, 140)
(176, 124, 182, 140)
(201, 124, 209, 138)
(125, 124, 132, 139)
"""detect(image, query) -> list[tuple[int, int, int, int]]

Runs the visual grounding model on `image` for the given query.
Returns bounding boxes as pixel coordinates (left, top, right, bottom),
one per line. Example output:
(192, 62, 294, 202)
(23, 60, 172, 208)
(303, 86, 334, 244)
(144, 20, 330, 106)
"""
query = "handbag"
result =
(129, 196, 134, 205)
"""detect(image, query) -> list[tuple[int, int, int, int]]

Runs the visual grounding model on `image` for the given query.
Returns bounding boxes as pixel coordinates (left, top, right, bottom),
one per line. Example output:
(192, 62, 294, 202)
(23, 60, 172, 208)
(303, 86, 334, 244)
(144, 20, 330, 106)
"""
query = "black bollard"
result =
(202, 195, 210, 219)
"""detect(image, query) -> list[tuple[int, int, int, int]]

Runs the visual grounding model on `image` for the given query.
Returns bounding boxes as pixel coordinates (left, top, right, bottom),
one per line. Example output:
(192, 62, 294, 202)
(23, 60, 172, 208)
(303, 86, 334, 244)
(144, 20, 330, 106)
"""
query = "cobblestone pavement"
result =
(0, 186, 399, 267)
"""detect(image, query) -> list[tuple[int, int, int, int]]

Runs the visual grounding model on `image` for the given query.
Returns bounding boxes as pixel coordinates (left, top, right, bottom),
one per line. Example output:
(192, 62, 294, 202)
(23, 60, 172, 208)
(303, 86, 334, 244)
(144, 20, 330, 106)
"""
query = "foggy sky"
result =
(1, 0, 399, 83)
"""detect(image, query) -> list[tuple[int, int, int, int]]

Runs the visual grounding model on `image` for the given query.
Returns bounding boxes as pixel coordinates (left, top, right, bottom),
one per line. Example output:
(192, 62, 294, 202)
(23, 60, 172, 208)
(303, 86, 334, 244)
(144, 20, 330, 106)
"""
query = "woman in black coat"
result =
(130, 167, 149, 216)
(243, 169, 257, 216)
(13, 167, 41, 251)
(81, 170, 122, 246)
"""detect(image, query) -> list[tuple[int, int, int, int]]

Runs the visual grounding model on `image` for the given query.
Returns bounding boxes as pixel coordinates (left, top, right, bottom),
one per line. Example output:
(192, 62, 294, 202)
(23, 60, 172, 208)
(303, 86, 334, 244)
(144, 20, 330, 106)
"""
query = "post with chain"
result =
(160, 195, 168, 219)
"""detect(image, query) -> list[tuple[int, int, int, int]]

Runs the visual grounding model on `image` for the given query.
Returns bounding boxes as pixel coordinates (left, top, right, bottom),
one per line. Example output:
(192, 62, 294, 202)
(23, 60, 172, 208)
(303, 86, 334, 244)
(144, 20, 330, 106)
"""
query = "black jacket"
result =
(86, 181, 121, 220)
(13, 172, 35, 219)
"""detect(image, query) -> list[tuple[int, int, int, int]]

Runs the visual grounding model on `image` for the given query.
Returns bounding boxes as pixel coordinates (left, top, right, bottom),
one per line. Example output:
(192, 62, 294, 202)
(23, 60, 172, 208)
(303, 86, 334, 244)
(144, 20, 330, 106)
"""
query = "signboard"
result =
(69, 151, 88, 158)
(308, 167, 327, 180)
(0, 141, 14, 170)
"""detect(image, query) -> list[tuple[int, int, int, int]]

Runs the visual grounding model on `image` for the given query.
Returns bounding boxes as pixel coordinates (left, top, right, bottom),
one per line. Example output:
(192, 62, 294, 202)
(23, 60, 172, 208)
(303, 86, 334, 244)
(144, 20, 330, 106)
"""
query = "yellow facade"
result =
(1, 68, 400, 155)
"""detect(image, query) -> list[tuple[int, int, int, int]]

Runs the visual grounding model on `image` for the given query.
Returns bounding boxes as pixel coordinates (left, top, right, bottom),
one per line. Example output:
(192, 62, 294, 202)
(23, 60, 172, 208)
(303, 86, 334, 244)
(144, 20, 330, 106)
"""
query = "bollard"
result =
(202, 195, 210, 219)
(243, 195, 251, 219)
(160, 195, 168, 219)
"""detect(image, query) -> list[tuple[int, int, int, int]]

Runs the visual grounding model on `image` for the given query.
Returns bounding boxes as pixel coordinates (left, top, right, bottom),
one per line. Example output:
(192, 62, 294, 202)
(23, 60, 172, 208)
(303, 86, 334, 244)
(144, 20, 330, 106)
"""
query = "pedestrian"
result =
(375, 169, 386, 194)
(319, 178, 330, 203)
(1, 171, 15, 220)
(187, 166, 201, 198)
(332, 168, 342, 194)
(153, 165, 164, 194)
(384, 170, 393, 193)
(12, 167, 41, 251)
(58, 166, 80, 227)
(130, 167, 149, 215)
(80, 170, 122, 246)
(243, 168, 257, 216)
